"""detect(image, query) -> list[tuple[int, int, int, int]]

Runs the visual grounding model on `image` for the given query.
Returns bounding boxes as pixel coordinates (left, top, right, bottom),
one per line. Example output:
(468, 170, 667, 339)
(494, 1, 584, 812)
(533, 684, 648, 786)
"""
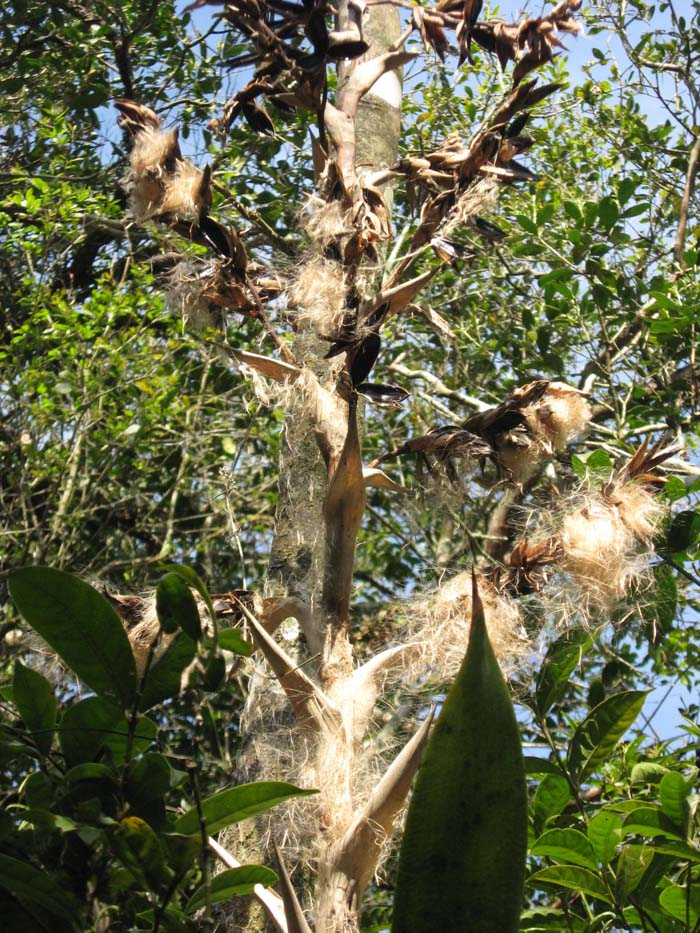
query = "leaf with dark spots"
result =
(349, 334, 381, 386)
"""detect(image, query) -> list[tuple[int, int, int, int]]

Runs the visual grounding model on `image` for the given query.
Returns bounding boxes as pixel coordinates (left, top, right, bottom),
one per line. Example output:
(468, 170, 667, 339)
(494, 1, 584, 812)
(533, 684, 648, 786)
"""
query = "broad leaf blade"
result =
(528, 865, 613, 905)
(531, 828, 598, 870)
(535, 628, 592, 716)
(174, 781, 318, 835)
(185, 866, 278, 914)
(0, 853, 79, 927)
(392, 575, 527, 933)
(13, 661, 56, 757)
(9, 568, 138, 709)
(138, 632, 196, 711)
(659, 883, 700, 924)
(156, 573, 202, 641)
(567, 691, 648, 785)
(587, 811, 622, 866)
(218, 628, 253, 656)
(658, 771, 692, 835)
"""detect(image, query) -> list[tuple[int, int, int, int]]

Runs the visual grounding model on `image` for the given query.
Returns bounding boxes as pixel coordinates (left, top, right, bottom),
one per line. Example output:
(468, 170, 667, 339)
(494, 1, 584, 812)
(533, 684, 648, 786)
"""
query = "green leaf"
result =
(0, 853, 79, 928)
(125, 752, 171, 826)
(8, 568, 138, 709)
(58, 697, 122, 767)
(138, 632, 196, 711)
(567, 691, 649, 784)
(658, 883, 700, 924)
(622, 805, 684, 840)
(523, 756, 562, 775)
(649, 842, 700, 863)
(630, 761, 668, 784)
(587, 811, 622, 866)
(174, 781, 318, 836)
(517, 214, 538, 235)
(581, 448, 614, 478)
(111, 816, 173, 891)
(666, 510, 700, 553)
(393, 577, 527, 933)
(519, 907, 587, 931)
(658, 771, 692, 834)
(59, 697, 156, 768)
(641, 567, 677, 633)
(64, 762, 116, 784)
(13, 660, 56, 757)
(533, 774, 572, 829)
(535, 628, 592, 716)
(162, 833, 201, 875)
(531, 828, 598, 870)
(160, 563, 215, 624)
(218, 628, 254, 656)
(20, 771, 54, 809)
(528, 865, 613, 904)
(597, 195, 619, 229)
(156, 573, 202, 641)
(617, 177, 636, 205)
(185, 866, 278, 913)
(662, 475, 687, 503)
(615, 844, 654, 898)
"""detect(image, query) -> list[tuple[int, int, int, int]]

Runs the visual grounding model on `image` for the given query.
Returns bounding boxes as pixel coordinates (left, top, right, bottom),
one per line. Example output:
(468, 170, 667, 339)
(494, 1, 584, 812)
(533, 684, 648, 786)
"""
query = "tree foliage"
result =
(2, 0, 700, 931)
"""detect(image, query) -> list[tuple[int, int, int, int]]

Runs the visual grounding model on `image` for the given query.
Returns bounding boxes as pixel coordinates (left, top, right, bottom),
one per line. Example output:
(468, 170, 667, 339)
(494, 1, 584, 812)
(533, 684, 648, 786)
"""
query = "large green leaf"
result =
(138, 632, 196, 711)
(535, 628, 592, 716)
(659, 883, 700, 925)
(587, 811, 622, 866)
(185, 866, 278, 913)
(519, 907, 587, 931)
(218, 628, 254, 656)
(8, 568, 138, 709)
(174, 781, 318, 836)
(614, 844, 654, 899)
(392, 575, 527, 933)
(658, 771, 693, 836)
(160, 563, 215, 625)
(59, 697, 156, 768)
(0, 854, 79, 928)
(528, 865, 613, 905)
(58, 697, 122, 767)
(12, 660, 56, 757)
(622, 805, 684, 841)
(567, 691, 649, 784)
(532, 774, 572, 830)
(531, 828, 598, 871)
(111, 816, 173, 892)
(156, 573, 202, 641)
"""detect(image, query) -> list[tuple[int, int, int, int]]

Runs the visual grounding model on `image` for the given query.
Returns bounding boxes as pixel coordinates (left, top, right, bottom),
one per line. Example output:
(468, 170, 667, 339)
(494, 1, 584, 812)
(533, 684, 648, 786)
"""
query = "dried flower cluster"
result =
(375, 379, 592, 485)
(116, 100, 212, 223)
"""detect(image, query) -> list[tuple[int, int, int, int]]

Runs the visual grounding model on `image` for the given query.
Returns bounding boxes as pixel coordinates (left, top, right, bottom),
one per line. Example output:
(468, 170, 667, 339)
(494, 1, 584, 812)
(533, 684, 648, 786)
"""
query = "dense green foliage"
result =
(2, 565, 317, 930)
(2, 0, 700, 930)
